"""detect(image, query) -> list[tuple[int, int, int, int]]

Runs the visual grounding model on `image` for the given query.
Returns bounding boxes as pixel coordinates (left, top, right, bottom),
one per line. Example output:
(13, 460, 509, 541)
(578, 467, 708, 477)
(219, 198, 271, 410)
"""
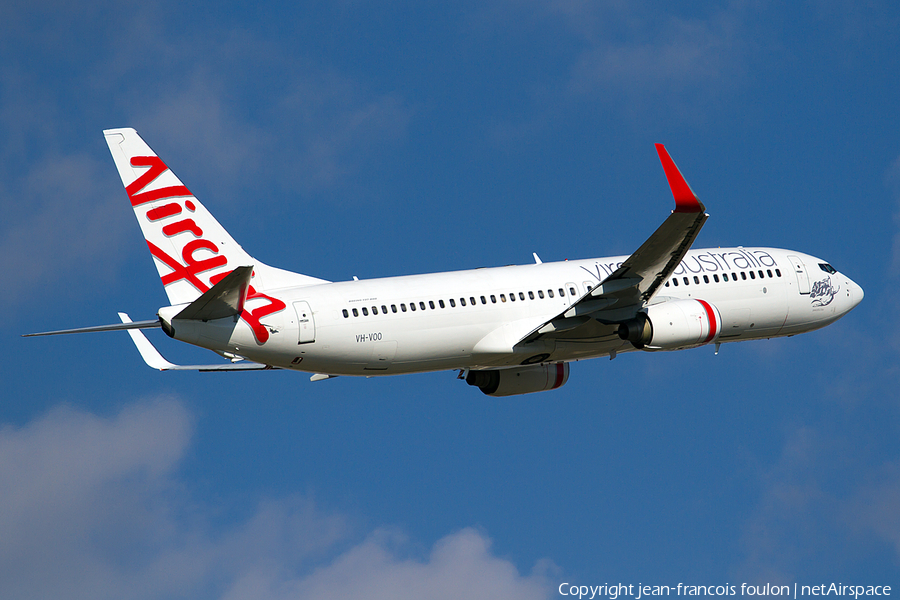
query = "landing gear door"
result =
(293, 301, 315, 344)
(788, 255, 810, 295)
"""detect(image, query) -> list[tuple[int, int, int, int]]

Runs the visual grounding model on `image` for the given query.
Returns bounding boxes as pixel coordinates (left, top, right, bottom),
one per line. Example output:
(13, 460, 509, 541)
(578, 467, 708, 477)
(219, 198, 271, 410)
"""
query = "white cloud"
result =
(0, 2, 413, 312)
(733, 421, 900, 582)
(732, 427, 831, 583)
(0, 398, 192, 600)
(272, 74, 410, 190)
(0, 400, 553, 600)
(490, 1, 750, 92)
(883, 154, 900, 277)
(470, 1, 759, 141)
(96, 17, 412, 198)
(845, 461, 900, 557)
(287, 528, 553, 600)
(0, 152, 131, 314)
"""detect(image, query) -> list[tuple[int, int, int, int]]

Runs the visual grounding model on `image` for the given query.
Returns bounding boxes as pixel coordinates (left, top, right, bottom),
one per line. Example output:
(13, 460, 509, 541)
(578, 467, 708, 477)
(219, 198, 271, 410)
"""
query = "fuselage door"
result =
(293, 301, 315, 344)
(788, 255, 810, 295)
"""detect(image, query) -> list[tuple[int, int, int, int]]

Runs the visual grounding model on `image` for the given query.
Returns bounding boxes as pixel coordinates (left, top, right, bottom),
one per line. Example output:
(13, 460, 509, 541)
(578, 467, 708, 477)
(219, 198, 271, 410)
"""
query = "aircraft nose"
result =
(848, 278, 864, 309)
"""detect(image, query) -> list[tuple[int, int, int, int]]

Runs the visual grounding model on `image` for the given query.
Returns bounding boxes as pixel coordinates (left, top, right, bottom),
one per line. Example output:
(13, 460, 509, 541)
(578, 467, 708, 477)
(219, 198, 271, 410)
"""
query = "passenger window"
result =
(352, 308, 359, 317)
(569, 287, 576, 296)
(683, 277, 689, 286)
(586, 285, 593, 291)
(371, 306, 378, 315)
(767, 270, 773, 278)
(362, 307, 369, 316)
(741, 272, 747, 280)
(538, 290, 544, 299)
(673, 278, 678, 287)
(438, 300, 444, 308)
(713, 274, 719, 283)
(749, 271, 756, 280)
(722, 274, 728, 282)
(758, 270, 764, 279)
(776, 269, 782, 277)
(548, 289, 554, 298)
(703, 275, 709, 284)
(528, 291, 535, 299)
(342, 309, 349, 318)
(559, 288, 565, 297)
(481, 296, 487, 304)
(490, 295, 497, 303)
(391, 304, 397, 313)
(381, 305, 387, 313)
(694, 276, 700, 284)
(410, 303, 416, 311)
(519, 292, 525, 300)
(460, 298, 466, 306)
(450, 299, 456, 307)
(429, 301, 435, 309)
(401, 304, 407, 312)
(470, 297, 476, 305)
(665, 281, 670, 287)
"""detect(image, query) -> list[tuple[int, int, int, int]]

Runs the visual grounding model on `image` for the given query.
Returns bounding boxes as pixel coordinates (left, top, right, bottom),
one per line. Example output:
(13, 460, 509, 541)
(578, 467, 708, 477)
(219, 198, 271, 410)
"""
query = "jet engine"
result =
(617, 299, 721, 351)
(465, 363, 569, 396)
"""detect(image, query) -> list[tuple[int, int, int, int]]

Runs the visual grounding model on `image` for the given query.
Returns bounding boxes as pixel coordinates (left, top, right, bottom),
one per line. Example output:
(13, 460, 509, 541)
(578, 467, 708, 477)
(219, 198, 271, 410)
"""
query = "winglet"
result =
(655, 144, 704, 213)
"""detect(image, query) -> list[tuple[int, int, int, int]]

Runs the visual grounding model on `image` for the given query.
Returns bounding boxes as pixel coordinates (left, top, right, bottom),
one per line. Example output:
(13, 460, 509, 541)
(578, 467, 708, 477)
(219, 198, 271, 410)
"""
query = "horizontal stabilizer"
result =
(119, 312, 276, 371)
(23, 319, 161, 337)
(175, 266, 253, 321)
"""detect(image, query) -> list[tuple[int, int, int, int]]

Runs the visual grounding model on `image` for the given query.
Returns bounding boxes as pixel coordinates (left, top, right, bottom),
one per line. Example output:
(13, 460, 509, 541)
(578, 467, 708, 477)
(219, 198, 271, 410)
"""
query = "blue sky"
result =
(2, 1, 898, 598)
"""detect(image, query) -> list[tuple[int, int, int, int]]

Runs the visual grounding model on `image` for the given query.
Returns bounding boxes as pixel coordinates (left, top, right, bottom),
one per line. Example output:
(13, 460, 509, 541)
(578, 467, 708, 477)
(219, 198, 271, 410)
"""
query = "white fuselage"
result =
(27, 131, 862, 392)
(162, 247, 863, 376)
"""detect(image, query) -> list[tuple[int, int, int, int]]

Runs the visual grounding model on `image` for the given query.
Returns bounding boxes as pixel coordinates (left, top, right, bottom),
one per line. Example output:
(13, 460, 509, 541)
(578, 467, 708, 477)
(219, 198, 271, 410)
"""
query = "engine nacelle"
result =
(465, 363, 570, 396)
(618, 299, 721, 351)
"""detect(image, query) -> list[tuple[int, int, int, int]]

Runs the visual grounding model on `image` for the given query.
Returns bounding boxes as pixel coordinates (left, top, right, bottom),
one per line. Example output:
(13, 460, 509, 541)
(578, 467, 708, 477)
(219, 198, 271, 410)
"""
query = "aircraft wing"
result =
(520, 144, 707, 344)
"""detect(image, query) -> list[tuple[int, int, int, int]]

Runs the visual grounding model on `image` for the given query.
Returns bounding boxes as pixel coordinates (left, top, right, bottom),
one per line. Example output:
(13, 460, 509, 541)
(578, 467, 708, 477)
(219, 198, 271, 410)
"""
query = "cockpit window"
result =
(819, 263, 837, 274)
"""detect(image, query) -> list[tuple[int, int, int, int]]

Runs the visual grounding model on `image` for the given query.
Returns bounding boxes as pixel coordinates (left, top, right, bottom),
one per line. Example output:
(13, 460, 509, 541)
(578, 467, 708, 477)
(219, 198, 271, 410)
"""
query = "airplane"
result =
(24, 128, 864, 396)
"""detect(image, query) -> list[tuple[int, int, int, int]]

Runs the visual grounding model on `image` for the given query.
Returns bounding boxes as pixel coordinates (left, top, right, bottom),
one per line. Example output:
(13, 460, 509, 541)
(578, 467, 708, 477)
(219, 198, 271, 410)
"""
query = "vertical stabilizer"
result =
(103, 128, 328, 306)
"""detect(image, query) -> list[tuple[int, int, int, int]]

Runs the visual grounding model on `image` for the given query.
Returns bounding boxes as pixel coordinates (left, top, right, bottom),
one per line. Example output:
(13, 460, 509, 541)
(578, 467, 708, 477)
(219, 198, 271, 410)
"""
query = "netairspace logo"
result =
(558, 583, 892, 600)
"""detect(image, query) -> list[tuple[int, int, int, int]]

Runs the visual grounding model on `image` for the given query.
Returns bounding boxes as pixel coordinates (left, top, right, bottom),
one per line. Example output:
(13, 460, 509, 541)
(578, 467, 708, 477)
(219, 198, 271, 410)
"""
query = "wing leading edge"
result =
(521, 144, 707, 344)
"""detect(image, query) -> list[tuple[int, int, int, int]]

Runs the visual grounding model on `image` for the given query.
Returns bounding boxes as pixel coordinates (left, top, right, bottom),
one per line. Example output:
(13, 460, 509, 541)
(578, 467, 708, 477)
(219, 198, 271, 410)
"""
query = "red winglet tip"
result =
(655, 144, 702, 213)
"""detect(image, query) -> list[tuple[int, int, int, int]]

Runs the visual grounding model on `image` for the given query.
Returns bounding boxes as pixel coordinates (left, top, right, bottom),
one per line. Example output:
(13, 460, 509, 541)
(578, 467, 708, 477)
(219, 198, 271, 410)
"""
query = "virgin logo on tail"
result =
(128, 156, 285, 344)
